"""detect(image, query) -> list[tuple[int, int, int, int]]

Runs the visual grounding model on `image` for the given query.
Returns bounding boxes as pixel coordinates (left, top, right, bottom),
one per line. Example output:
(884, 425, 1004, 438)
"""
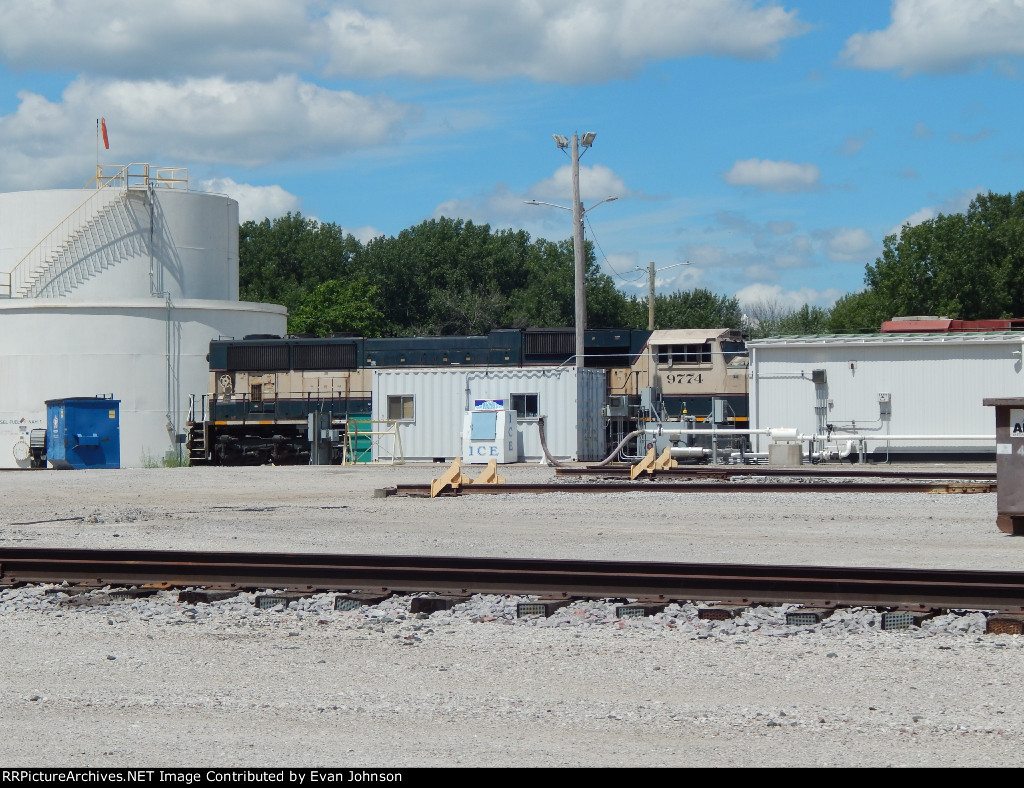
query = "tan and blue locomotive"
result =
(186, 327, 748, 465)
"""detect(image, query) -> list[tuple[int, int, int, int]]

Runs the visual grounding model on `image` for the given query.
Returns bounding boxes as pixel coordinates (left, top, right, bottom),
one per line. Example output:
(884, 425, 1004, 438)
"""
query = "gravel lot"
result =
(1, 462, 1022, 768)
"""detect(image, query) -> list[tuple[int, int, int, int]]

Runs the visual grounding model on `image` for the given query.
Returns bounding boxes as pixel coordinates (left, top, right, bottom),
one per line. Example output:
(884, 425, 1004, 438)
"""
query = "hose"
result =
(538, 415, 642, 468)
(536, 415, 567, 467)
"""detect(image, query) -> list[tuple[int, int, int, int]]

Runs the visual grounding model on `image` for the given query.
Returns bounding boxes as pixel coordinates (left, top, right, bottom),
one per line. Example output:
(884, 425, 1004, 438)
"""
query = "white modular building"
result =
(369, 367, 607, 463)
(747, 332, 1023, 458)
(0, 165, 286, 468)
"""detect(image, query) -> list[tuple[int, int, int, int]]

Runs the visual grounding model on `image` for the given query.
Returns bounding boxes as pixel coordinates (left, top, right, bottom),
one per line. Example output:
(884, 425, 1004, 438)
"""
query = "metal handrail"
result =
(87, 163, 188, 190)
(3, 163, 187, 299)
(4, 186, 125, 298)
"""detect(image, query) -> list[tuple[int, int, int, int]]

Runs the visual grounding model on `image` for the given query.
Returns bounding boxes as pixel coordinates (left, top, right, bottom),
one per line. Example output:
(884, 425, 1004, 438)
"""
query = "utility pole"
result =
(570, 133, 585, 369)
(648, 261, 656, 331)
(525, 133, 615, 369)
(642, 261, 690, 331)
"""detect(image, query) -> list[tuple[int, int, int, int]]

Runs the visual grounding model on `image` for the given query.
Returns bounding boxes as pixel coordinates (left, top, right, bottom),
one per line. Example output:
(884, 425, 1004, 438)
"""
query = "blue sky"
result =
(1, 1, 1023, 313)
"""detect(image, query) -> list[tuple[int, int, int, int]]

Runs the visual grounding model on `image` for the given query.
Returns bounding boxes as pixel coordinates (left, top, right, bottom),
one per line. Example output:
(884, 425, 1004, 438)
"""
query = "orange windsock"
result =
(100, 117, 109, 150)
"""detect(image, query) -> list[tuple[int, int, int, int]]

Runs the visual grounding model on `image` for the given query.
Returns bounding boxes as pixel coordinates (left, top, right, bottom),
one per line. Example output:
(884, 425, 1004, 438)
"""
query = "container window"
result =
(387, 395, 414, 421)
(511, 393, 539, 419)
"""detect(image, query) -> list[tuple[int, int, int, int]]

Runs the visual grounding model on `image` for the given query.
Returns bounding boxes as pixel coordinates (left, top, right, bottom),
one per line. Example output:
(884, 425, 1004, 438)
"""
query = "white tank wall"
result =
(0, 299, 286, 468)
(0, 187, 239, 301)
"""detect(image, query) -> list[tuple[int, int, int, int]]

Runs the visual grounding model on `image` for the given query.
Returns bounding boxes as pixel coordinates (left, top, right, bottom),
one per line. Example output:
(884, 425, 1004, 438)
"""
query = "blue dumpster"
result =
(45, 397, 121, 469)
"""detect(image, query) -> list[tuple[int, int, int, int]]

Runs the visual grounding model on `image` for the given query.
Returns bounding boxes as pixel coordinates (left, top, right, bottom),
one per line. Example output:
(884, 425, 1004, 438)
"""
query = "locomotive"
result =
(186, 327, 749, 465)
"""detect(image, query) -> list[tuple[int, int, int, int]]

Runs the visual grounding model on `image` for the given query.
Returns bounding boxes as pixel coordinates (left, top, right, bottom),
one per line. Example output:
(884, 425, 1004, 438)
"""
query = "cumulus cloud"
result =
(323, 0, 809, 83)
(841, 0, 1024, 75)
(434, 165, 631, 229)
(886, 187, 984, 237)
(722, 158, 820, 193)
(889, 206, 938, 237)
(0, 1, 314, 79)
(529, 164, 630, 204)
(0, 2, 809, 84)
(199, 178, 301, 223)
(823, 227, 876, 262)
(735, 283, 846, 310)
(0, 75, 413, 187)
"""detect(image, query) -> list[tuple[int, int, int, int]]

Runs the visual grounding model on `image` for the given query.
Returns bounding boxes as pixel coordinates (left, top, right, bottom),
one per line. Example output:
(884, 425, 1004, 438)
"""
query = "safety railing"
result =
(87, 163, 189, 190)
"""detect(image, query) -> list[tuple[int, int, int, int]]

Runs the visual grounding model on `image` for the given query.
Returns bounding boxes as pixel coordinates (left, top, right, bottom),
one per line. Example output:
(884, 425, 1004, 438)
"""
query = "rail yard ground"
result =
(1, 462, 1022, 768)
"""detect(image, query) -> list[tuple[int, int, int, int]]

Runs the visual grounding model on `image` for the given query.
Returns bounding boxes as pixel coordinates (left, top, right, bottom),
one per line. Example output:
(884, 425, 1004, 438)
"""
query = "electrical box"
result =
(878, 392, 892, 419)
(604, 395, 629, 418)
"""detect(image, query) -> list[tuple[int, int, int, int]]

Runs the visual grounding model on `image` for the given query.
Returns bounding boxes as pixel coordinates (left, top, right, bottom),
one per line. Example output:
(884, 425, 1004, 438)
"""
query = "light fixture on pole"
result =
(640, 261, 690, 330)
(525, 131, 613, 369)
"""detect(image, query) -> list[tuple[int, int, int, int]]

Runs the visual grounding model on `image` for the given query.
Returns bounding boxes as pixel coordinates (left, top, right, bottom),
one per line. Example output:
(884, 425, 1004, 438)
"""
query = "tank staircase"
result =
(1, 164, 187, 299)
(14, 190, 145, 298)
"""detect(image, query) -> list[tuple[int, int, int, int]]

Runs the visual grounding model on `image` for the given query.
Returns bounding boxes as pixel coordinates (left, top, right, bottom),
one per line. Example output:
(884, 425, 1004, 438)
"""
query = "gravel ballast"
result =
(0, 463, 1021, 768)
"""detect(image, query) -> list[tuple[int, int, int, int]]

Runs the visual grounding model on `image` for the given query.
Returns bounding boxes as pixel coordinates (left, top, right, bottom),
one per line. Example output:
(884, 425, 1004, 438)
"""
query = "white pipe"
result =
(669, 446, 708, 459)
(808, 434, 993, 443)
(643, 426, 993, 443)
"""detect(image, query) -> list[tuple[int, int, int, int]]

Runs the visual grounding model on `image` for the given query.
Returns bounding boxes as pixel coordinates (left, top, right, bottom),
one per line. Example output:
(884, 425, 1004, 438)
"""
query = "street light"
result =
(525, 131, 612, 369)
(639, 261, 690, 330)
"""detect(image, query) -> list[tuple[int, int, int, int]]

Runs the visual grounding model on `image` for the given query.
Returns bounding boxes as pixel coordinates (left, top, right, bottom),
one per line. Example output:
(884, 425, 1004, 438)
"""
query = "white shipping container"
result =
(748, 332, 1023, 456)
(371, 367, 606, 462)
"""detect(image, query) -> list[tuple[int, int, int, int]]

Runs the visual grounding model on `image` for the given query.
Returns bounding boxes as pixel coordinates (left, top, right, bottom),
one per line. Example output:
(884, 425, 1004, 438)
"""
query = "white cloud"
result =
(824, 227, 875, 262)
(433, 165, 631, 229)
(529, 164, 630, 204)
(886, 187, 985, 237)
(888, 207, 937, 237)
(323, 0, 809, 83)
(735, 283, 845, 310)
(0, 75, 413, 187)
(722, 158, 821, 193)
(842, 0, 1024, 75)
(0, 1, 809, 85)
(348, 226, 384, 244)
(0, 1, 315, 78)
(199, 178, 301, 223)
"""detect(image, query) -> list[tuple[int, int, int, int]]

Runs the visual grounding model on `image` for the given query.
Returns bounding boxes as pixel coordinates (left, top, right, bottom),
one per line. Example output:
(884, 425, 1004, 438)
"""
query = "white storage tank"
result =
(0, 167, 286, 468)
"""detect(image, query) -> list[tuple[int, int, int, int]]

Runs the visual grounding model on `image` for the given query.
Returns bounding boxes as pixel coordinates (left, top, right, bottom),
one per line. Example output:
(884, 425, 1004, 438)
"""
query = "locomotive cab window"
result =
(387, 395, 414, 421)
(511, 393, 539, 419)
(656, 343, 712, 366)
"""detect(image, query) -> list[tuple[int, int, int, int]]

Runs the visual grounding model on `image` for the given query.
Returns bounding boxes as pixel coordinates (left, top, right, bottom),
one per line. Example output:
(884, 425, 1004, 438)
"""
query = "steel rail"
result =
(560, 466, 998, 481)
(394, 481, 995, 496)
(2, 547, 1024, 611)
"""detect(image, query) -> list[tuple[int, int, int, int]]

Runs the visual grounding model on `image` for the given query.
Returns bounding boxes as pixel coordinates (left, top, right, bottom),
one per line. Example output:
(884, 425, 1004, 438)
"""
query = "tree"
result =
(239, 213, 360, 315)
(354, 218, 539, 335)
(859, 190, 1024, 322)
(642, 289, 742, 330)
(288, 279, 387, 337)
(744, 301, 831, 338)
(827, 290, 887, 334)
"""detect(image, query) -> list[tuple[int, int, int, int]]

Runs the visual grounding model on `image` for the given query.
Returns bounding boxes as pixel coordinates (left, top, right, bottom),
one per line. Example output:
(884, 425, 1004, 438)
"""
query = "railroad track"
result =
(2, 547, 1023, 612)
(559, 466, 998, 482)
(393, 480, 996, 496)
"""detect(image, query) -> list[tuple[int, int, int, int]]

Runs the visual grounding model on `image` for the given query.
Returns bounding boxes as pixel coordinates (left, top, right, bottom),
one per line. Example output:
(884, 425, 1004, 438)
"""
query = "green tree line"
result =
(239, 190, 1024, 339)
(239, 214, 744, 337)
